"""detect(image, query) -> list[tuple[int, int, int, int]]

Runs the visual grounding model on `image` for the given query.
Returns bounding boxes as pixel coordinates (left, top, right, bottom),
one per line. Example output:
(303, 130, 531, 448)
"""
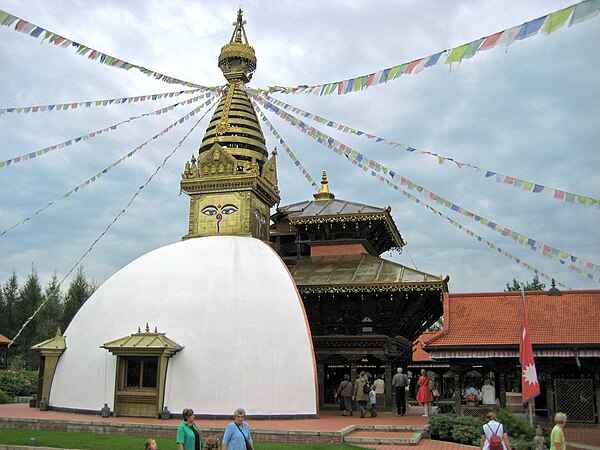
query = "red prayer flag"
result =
(520, 287, 540, 404)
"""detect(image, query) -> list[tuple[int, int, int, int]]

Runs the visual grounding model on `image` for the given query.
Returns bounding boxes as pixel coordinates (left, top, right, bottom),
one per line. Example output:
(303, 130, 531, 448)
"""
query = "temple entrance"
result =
(357, 355, 384, 383)
(324, 358, 350, 404)
(115, 356, 159, 417)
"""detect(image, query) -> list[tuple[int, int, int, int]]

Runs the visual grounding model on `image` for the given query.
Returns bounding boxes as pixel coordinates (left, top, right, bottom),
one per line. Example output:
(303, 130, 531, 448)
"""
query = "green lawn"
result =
(0, 429, 359, 449)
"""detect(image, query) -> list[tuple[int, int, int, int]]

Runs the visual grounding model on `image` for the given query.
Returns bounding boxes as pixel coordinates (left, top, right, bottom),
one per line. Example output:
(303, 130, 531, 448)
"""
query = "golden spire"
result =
(313, 170, 335, 201)
(218, 8, 257, 83)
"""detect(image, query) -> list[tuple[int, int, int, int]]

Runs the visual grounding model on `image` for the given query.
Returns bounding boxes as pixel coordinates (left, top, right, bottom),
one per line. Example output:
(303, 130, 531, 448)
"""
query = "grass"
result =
(0, 429, 359, 449)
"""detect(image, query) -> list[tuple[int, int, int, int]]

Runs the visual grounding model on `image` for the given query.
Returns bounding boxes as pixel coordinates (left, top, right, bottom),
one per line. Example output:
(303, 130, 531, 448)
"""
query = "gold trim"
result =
(298, 283, 445, 294)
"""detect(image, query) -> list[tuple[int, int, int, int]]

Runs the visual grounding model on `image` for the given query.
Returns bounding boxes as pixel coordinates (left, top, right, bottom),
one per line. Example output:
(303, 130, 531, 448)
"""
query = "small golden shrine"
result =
(180, 8, 279, 241)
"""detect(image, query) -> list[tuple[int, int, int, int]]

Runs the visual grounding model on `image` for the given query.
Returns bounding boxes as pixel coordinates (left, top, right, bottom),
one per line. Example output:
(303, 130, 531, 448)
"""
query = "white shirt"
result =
(481, 384, 496, 405)
(482, 420, 507, 450)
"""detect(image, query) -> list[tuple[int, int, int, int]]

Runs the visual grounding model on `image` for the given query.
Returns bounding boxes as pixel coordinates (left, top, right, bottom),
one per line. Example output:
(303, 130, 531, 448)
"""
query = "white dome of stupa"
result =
(49, 236, 318, 417)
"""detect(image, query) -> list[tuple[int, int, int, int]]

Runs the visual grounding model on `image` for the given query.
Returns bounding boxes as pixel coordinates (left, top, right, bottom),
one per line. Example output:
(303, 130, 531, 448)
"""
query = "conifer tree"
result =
(14, 268, 43, 369)
(62, 266, 94, 330)
(36, 273, 64, 343)
(1, 272, 19, 340)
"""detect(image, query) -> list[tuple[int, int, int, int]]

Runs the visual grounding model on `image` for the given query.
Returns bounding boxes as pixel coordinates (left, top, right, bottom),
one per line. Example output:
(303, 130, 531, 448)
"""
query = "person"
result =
(464, 384, 482, 406)
(222, 408, 254, 450)
(336, 374, 353, 416)
(144, 439, 158, 450)
(481, 379, 496, 405)
(352, 370, 370, 418)
(373, 376, 385, 395)
(480, 411, 511, 450)
(392, 367, 409, 416)
(177, 408, 201, 450)
(416, 369, 434, 417)
(369, 384, 378, 418)
(550, 412, 567, 450)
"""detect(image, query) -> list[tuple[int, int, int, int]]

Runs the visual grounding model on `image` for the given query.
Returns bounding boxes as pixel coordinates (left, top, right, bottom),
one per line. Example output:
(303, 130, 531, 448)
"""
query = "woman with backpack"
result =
(480, 411, 511, 450)
(416, 369, 434, 417)
(352, 371, 370, 418)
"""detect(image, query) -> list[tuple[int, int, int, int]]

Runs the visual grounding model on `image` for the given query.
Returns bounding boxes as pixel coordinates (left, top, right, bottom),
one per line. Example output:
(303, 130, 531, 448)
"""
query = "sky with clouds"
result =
(0, 0, 598, 295)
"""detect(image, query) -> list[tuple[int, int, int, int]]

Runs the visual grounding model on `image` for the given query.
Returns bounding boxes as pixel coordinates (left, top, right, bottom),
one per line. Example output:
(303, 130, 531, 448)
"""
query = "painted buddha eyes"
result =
(221, 204, 238, 215)
(201, 206, 218, 216)
(201, 204, 238, 216)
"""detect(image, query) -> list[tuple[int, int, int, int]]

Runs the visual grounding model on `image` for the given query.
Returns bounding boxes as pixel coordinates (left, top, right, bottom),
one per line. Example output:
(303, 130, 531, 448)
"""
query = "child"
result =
(369, 384, 378, 417)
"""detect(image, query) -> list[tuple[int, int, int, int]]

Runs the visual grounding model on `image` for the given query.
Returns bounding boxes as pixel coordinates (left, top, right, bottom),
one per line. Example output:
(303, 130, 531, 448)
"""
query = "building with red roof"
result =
(415, 289, 600, 423)
(0, 333, 12, 369)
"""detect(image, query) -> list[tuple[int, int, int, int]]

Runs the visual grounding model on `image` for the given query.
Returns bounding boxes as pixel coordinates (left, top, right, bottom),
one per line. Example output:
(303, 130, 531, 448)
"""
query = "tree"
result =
(505, 275, 546, 292)
(62, 266, 95, 330)
(35, 273, 64, 343)
(13, 268, 43, 369)
(1, 272, 19, 340)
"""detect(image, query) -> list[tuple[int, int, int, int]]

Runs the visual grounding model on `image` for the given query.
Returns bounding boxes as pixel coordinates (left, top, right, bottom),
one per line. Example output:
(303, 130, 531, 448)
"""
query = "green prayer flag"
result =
(445, 43, 470, 64)
(542, 6, 574, 34)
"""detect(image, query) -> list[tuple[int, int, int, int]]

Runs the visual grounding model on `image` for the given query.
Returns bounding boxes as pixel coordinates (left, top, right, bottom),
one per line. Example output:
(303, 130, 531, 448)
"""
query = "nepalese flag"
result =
(520, 287, 540, 405)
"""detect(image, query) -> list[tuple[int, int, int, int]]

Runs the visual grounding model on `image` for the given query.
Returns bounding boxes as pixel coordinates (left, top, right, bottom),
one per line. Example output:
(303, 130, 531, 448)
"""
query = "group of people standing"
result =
(176, 407, 253, 450)
(335, 371, 378, 418)
(336, 367, 436, 418)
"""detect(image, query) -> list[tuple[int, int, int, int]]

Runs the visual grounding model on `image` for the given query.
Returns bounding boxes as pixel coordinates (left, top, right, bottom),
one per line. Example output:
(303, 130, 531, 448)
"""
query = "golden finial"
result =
(313, 170, 335, 201)
(218, 9, 257, 83)
(272, 147, 278, 156)
(145, 322, 150, 332)
(154, 326, 158, 333)
(55, 327, 62, 337)
(137, 326, 141, 334)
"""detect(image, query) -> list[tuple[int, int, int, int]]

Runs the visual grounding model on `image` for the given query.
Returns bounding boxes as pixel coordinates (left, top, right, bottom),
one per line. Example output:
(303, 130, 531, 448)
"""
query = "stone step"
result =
(343, 426, 425, 446)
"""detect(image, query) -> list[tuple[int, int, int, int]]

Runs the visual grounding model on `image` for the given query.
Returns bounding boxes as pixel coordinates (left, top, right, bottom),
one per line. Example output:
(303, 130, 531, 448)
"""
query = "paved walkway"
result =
(0, 403, 477, 449)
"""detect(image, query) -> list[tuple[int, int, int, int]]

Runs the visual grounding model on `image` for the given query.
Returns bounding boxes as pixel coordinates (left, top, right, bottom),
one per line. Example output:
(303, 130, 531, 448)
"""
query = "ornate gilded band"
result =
(298, 283, 444, 294)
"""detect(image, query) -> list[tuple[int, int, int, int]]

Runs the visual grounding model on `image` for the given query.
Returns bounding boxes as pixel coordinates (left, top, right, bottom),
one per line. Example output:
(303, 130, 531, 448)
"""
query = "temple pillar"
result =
(384, 362, 393, 411)
(317, 362, 325, 409)
(452, 368, 461, 414)
(546, 373, 555, 421)
(499, 372, 507, 407)
(350, 361, 358, 381)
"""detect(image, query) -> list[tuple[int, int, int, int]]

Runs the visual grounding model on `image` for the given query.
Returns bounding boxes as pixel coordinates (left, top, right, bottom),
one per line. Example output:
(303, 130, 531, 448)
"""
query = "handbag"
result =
(236, 424, 252, 450)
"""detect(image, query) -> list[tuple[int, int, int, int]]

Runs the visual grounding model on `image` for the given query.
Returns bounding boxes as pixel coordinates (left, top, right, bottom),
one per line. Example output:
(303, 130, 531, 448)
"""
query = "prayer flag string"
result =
(353, 159, 570, 289)
(0, 92, 222, 237)
(261, 0, 599, 96)
(8, 102, 218, 347)
(0, 9, 211, 89)
(252, 93, 600, 281)
(1, 91, 215, 169)
(0, 87, 217, 115)
(251, 100, 318, 189)
(249, 90, 599, 209)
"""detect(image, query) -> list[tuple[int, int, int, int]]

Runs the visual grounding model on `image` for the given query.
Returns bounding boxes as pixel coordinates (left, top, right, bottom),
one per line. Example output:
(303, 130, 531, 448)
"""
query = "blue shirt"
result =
(222, 421, 253, 450)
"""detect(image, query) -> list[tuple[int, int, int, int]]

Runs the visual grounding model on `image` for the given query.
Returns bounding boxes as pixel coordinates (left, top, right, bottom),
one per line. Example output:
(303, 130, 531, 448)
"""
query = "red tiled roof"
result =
(0, 333, 12, 345)
(427, 290, 600, 347)
(412, 331, 443, 361)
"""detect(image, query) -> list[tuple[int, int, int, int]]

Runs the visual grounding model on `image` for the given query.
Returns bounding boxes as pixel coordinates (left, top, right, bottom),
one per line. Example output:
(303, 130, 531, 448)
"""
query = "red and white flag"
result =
(520, 286, 540, 405)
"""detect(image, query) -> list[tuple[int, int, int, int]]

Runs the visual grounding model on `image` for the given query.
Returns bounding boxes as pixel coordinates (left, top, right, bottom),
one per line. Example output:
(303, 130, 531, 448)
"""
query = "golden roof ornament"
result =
(313, 170, 335, 201)
(218, 8, 257, 83)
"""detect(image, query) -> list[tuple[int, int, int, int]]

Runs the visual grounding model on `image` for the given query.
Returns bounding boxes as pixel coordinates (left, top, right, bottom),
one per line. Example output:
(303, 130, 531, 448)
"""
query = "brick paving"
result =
(0, 403, 467, 448)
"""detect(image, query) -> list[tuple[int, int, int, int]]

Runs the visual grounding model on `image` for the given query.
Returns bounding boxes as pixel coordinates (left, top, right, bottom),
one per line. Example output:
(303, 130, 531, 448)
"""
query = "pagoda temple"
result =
(271, 171, 448, 410)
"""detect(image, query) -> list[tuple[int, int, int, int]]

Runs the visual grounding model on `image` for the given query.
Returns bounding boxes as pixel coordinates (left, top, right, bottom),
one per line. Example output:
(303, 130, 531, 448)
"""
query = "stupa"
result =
(37, 9, 318, 419)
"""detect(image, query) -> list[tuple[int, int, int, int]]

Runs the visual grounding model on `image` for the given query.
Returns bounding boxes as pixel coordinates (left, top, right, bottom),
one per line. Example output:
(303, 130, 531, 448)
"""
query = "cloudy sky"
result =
(1, 0, 598, 295)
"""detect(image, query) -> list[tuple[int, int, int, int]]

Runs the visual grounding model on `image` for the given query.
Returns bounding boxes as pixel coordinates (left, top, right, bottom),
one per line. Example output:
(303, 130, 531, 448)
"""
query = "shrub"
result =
(0, 370, 38, 397)
(0, 389, 12, 404)
(429, 413, 484, 445)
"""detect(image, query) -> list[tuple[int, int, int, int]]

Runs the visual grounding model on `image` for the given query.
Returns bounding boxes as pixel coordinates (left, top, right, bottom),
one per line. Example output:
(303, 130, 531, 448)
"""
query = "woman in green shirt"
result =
(550, 412, 567, 450)
(177, 408, 201, 450)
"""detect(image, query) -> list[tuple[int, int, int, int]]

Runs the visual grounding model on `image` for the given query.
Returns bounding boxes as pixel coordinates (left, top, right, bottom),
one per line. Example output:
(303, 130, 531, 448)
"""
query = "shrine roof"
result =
(277, 198, 389, 218)
(426, 290, 600, 348)
(291, 254, 446, 290)
(0, 333, 11, 345)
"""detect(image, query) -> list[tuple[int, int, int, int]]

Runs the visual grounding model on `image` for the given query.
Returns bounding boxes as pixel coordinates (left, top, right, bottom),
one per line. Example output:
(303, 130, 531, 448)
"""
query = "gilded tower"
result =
(180, 9, 279, 241)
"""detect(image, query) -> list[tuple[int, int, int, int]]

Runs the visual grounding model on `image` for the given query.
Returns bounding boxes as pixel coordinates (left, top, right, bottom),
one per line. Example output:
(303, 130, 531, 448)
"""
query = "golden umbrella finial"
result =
(313, 170, 335, 201)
